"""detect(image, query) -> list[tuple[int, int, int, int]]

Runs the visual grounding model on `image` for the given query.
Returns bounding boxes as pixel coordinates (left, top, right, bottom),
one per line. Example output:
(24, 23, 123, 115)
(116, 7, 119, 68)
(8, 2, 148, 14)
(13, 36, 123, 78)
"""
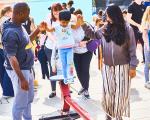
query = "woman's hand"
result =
(79, 41, 87, 47)
(77, 14, 84, 26)
(129, 68, 136, 79)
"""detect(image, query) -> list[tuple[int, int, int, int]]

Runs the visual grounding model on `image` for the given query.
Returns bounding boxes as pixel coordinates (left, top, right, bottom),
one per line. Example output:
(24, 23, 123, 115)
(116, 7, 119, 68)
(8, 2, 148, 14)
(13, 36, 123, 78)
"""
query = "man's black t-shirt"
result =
(128, 2, 146, 30)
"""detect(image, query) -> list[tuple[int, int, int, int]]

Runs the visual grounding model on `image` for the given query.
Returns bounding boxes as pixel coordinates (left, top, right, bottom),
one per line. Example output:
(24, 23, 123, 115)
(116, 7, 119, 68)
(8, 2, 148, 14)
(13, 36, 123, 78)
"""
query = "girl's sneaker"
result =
(68, 76, 74, 84)
(64, 78, 68, 84)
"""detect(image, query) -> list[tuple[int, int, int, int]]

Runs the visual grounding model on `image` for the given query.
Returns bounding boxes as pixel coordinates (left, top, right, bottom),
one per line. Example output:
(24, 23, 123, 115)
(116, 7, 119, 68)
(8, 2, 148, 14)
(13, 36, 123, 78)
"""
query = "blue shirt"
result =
(2, 20, 34, 70)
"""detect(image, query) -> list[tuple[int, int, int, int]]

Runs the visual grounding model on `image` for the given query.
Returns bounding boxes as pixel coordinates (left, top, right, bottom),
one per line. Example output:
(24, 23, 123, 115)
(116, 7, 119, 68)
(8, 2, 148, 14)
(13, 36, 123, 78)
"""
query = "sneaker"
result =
(63, 78, 69, 84)
(68, 77, 74, 84)
(49, 92, 56, 98)
(83, 90, 90, 99)
(70, 90, 73, 93)
(78, 88, 85, 95)
(145, 82, 150, 89)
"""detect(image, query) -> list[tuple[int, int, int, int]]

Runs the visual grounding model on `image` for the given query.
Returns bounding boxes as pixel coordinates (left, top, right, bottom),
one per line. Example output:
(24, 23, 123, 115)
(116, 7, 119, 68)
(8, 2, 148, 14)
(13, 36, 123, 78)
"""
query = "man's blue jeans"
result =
(7, 70, 34, 120)
(58, 48, 73, 81)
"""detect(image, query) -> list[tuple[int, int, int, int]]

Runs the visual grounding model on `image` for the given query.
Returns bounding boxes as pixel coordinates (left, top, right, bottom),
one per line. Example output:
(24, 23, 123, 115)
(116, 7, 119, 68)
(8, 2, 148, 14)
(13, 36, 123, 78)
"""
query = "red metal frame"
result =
(59, 81, 92, 120)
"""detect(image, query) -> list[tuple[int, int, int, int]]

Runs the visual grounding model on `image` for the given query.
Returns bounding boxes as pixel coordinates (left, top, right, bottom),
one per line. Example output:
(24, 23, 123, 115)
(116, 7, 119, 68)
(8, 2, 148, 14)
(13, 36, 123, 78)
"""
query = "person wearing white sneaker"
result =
(141, 7, 150, 89)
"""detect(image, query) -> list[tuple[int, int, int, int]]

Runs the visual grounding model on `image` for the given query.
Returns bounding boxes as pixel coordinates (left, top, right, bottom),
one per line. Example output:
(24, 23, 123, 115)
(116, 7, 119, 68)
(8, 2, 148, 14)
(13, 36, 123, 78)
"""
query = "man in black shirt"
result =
(127, 0, 146, 62)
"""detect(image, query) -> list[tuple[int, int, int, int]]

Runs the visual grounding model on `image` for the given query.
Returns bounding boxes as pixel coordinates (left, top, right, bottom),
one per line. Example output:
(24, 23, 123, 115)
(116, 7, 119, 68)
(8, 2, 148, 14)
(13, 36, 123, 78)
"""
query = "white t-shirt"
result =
(72, 27, 88, 54)
(54, 25, 75, 48)
(45, 15, 59, 49)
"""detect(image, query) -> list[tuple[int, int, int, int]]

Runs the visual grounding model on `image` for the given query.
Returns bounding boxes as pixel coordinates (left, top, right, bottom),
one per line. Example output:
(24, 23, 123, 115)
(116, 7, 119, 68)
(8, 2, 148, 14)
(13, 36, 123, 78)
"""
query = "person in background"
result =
(2, 2, 46, 120)
(143, 0, 150, 7)
(122, 9, 128, 21)
(141, 6, 150, 89)
(45, 3, 63, 98)
(127, 0, 146, 63)
(97, 9, 103, 19)
(78, 4, 138, 120)
(73, 9, 93, 99)
(0, 5, 14, 99)
(95, 17, 104, 30)
(62, 2, 67, 10)
(22, 16, 36, 35)
(67, 0, 75, 14)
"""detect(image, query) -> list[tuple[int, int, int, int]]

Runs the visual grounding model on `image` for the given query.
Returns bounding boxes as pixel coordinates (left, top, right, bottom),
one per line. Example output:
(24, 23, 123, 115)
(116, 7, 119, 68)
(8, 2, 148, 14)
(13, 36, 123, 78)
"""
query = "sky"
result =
(26, 0, 92, 24)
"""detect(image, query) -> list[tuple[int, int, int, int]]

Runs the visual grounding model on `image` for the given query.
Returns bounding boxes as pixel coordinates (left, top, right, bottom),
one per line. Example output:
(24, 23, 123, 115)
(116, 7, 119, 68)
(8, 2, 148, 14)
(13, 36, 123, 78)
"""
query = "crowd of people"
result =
(0, 0, 150, 120)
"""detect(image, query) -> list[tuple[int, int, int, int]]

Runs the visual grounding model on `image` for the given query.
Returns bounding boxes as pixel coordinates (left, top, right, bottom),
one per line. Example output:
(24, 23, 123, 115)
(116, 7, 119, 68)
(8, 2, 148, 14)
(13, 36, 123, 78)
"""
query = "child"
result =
(46, 10, 79, 84)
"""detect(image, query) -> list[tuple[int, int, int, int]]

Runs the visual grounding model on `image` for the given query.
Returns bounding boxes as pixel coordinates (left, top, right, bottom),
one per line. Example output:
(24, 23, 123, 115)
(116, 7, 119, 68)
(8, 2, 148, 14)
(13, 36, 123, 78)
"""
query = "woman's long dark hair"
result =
(103, 4, 128, 46)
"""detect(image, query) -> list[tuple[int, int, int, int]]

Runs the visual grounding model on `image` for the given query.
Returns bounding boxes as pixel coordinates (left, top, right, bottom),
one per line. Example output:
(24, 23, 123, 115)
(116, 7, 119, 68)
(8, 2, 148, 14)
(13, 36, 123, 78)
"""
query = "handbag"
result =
(86, 39, 101, 52)
(84, 23, 101, 52)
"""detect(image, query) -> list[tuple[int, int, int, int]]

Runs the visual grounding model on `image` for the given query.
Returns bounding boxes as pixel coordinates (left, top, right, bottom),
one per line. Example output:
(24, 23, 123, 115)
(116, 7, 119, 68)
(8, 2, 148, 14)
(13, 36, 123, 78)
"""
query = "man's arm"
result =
(29, 21, 47, 42)
(9, 56, 29, 91)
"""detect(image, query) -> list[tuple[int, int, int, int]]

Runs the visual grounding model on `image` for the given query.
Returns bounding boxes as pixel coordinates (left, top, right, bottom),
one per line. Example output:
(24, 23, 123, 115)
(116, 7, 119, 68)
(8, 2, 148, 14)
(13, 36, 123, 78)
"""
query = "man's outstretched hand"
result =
(38, 21, 47, 32)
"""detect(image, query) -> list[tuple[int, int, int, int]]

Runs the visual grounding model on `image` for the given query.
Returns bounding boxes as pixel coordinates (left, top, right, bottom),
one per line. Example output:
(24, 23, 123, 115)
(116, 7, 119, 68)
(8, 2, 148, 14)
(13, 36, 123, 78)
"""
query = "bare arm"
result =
(29, 27, 40, 42)
(127, 13, 140, 29)
(143, 29, 149, 49)
(9, 56, 29, 91)
(30, 21, 47, 42)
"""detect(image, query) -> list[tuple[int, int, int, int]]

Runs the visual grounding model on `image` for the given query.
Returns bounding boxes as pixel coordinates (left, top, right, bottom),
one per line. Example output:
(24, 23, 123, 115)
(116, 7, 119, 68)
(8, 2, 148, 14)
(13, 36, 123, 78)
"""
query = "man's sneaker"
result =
(49, 92, 56, 98)
(83, 90, 90, 99)
(78, 88, 85, 95)
(145, 82, 150, 89)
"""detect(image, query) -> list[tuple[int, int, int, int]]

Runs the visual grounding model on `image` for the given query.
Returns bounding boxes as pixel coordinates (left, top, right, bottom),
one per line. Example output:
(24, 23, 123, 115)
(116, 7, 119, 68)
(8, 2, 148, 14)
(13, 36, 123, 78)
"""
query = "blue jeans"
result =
(58, 48, 73, 80)
(0, 49, 14, 97)
(7, 70, 34, 120)
(144, 45, 150, 83)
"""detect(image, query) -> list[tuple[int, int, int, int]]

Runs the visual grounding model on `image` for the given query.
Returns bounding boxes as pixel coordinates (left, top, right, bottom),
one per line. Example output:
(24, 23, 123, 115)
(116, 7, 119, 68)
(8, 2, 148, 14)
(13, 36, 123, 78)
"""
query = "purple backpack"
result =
(86, 39, 101, 52)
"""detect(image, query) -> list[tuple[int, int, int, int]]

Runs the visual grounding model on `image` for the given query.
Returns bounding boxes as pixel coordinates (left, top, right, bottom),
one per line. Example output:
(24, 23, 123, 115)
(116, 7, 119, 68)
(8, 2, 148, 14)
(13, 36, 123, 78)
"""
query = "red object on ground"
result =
(59, 81, 92, 120)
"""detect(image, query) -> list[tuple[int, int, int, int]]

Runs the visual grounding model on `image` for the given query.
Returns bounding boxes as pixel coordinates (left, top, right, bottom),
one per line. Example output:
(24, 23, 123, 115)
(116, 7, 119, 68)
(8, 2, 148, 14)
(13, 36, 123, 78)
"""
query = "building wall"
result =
(94, 0, 132, 11)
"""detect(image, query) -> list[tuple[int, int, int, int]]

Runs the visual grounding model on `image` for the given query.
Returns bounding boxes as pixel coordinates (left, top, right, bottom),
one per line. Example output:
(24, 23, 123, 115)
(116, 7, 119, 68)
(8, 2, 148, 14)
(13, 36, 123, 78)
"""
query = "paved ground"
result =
(0, 45, 150, 120)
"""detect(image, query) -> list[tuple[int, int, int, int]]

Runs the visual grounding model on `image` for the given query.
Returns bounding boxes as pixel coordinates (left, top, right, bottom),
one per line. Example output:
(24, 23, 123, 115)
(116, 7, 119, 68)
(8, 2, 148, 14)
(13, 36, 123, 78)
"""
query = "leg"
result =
(44, 47, 53, 76)
(74, 53, 83, 87)
(139, 36, 145, 62)
(45, 47, 56, 91)
(80, 51, 93, 91)
(7, 70, 31, 120)
(59, 49, 67, 84)
(66, 48, 74, 76)
(23, 70, 34, 120)
(2, 71, 14, 97)
(144, 46, 150, 83)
